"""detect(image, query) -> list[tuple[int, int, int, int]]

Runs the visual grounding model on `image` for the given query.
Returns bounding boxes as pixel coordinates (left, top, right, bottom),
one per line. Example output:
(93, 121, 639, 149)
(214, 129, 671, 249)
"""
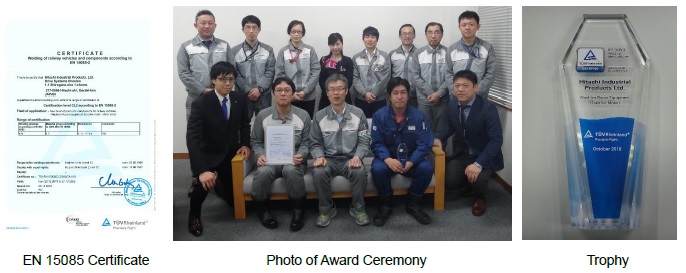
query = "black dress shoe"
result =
(289, 198, 306, 231)
(472, 197, 486, 216)
(290, 209, 305, 231)
(188, 215, 203, 237)
(258, 210, 278, 229)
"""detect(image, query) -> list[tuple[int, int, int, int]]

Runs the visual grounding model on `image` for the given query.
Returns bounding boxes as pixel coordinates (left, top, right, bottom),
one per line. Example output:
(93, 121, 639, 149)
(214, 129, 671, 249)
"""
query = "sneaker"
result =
(349, 207, 370, 226)
(316, 207, 337, 227)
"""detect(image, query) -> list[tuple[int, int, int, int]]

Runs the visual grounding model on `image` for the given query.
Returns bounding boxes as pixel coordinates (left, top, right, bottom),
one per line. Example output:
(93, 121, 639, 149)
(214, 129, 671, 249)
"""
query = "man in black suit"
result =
(186, 61, 251, 236)
(434, 70, 503, 216)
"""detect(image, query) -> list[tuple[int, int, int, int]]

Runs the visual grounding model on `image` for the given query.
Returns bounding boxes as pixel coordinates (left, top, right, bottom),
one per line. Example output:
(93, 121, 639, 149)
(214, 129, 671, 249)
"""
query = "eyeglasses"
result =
(216, 77, 235, 83)
(426, 31, 442, 36)
(290, 30, 303, 35)
(327, 87, 346, 93)
(400, 32, 415, 37)
(275, 88, 293, 94)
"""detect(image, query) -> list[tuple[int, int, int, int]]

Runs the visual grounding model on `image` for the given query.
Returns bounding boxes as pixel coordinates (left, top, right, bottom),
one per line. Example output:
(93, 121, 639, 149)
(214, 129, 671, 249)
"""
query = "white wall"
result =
(522, 6, 676, 239)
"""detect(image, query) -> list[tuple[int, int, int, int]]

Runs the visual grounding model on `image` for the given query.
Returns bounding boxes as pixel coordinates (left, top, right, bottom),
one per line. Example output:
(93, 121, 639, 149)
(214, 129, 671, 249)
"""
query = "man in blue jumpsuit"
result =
(370, 77, 434, 226)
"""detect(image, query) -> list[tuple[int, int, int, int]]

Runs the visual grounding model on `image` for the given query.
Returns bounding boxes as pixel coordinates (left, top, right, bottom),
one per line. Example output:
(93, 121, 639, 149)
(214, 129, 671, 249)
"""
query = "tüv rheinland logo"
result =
(585, 130, 594, 138)
(102, 218, 149, 231)
(577, 48, 604, 72)
(584, 50, 598, 60)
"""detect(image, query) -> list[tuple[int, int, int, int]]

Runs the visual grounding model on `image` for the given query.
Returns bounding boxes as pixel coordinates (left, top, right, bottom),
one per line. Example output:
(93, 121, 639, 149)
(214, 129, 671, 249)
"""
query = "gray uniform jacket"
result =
(310, 104, 370, 160)
(177, 35, 232, 104)
(275, 43, 321, 102)
(389, 45, 417, 97)
(251, 105, 311, 160)
(230, 41, 276, 94)
(410, 44, 450, 103)
(352, 48, 392, 102)
(445, 37, 496, 98)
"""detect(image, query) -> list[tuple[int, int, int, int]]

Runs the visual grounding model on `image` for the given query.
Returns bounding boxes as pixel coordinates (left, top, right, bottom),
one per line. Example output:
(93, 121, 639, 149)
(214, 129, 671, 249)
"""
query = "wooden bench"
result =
(230, 146, 445, 220)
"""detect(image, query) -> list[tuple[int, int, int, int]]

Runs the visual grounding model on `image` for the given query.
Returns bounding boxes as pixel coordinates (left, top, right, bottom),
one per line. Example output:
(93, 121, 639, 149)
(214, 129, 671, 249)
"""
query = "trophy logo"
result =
(576, 48, 604, 72)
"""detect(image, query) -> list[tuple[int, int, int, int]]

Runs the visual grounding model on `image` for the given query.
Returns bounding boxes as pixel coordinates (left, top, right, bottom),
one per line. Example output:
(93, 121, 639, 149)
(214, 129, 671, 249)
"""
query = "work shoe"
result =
(372, 195, 393, 226)
(405, 194, 431, 225)
(349, 207, 370, 226)
(315, 207, 337, 227)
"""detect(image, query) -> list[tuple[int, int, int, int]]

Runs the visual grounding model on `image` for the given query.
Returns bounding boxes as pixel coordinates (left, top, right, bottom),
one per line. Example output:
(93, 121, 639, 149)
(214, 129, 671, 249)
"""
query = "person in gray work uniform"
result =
(352, 26, 391, 118)
(410, 22, 449, 133)
(177, 9, 233, 120)
(251, 77, 311, 232)
(311, 74, 371, 227)
(445, 10, 496, 98)
(275, 20, 321, 118)
(389, 24, 418, 108)
(230, 15, 276, 118)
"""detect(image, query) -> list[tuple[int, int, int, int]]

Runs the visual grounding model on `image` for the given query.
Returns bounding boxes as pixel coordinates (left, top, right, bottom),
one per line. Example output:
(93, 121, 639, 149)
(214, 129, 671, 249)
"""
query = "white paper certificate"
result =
(5, 21, 152, 228)
(265, 124, 294, 165)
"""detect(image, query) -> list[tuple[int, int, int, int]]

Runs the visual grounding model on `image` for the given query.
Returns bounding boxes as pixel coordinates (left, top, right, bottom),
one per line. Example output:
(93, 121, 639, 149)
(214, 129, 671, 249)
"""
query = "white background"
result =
(0, 1, 683, 273)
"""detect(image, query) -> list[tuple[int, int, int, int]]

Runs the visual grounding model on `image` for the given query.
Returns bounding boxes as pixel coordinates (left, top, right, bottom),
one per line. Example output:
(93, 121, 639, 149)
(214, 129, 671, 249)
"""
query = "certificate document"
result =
(5, 21, 153, 229)
(265, 124, 294, 165)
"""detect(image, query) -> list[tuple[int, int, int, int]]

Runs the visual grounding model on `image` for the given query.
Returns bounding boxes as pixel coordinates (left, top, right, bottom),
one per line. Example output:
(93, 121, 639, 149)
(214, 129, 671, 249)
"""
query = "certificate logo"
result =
(101, 218, 149, 231)
(577, 48, 604, 72)
(65, 215, 90, 227)
(123, 178, 152, 206)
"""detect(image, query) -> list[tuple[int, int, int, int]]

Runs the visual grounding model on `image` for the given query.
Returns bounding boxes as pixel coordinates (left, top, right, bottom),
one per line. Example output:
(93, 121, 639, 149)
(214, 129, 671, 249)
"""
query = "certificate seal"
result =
(124, 178, 152, 206)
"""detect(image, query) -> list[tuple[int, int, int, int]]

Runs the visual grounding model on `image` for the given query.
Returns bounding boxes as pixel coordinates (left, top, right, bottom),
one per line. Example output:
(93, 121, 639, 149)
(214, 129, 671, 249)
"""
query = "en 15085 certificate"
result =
(6, 22, 153, 228)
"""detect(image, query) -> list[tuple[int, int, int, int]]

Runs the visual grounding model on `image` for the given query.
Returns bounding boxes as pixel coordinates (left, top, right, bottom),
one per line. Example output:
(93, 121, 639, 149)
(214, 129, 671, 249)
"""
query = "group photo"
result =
(172, 6, 513, 241)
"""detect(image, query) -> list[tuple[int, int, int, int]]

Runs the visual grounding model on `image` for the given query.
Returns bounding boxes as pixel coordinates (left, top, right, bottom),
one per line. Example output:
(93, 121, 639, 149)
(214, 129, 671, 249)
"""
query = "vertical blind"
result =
(476, 6, 512, 108)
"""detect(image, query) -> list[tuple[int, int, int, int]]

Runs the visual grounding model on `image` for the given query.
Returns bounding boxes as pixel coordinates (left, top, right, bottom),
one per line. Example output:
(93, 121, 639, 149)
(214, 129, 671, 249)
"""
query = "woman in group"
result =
(318, 32, 354, 110)
(275, 20, 321, 117)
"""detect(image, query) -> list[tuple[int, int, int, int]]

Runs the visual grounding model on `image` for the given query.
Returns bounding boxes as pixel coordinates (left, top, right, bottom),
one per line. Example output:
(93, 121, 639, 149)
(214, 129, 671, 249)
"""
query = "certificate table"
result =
(18, 122, 140, 136)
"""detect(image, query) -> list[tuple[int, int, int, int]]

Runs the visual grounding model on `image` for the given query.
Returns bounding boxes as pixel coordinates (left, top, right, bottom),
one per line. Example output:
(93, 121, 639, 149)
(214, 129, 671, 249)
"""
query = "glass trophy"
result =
(397, 143, 408, 167)
(559, 14, 649, 230)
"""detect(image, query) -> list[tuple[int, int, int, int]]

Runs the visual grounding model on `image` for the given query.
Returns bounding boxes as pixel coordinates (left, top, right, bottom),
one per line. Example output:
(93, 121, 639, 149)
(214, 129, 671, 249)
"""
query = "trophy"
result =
(559, 14, 649, 230)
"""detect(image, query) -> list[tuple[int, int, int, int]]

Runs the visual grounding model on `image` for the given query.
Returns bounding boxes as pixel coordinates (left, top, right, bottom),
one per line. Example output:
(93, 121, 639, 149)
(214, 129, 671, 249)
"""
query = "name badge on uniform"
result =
(408, 125, 416, 131)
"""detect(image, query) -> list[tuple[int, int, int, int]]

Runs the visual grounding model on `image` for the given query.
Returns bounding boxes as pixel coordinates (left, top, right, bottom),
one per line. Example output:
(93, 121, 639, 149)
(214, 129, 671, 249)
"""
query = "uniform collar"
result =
(194, 34, 214, 45)
(427, 44, 443, 54)
(326, 104, 350, 120)
(270, 105, 293, 122)
(400, 44, 415, 54)
(289, 42, 305, 51)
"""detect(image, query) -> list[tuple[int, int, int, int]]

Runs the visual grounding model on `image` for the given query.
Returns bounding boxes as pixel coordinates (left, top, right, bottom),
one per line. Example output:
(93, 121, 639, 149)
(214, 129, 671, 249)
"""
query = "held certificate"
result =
(5, 21, 153, 230)
(265, 124, 294, 165)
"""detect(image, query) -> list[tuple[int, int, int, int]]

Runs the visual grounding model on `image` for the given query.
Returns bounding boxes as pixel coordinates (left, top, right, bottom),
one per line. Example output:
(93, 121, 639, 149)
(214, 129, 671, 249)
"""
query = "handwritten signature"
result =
(98, 173, 132, 187)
